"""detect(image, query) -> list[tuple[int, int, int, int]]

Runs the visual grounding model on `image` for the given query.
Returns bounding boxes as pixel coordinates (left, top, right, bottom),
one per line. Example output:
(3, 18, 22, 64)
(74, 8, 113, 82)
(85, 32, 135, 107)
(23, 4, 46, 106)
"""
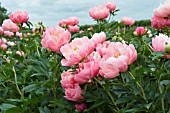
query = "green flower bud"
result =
(164, 44, 170, 54)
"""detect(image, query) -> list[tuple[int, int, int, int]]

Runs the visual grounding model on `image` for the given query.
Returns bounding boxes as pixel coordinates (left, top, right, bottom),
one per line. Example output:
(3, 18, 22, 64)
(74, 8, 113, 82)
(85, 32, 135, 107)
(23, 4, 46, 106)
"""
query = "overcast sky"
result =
(0, 0, 165, 27)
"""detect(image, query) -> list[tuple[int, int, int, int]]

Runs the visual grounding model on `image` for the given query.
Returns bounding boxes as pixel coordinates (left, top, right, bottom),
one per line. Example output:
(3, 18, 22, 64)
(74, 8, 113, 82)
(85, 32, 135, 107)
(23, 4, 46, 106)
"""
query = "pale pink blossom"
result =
(0, 27, 4, 35)
(0, 39, 3, 45)
(0, 44, 7, 50)
(89, 5, 110, 20)
(67, 17, 79, 26)
(16, 51, 25, 56)
(7, 41, 15, 46)
(68, 25, 79, 32)
(64, 84, 84, 102)
(99, 42, 137, 78)
(6, 58, 10, 63)
(42, 26, 71, 52)
(91, 32, 106, 46)
(60, 71, 77, 89)
(87, 27, 93, 31)
(154, 0, 170, 18)
(96, 41, 110, 57)
(60, 36, 95, 66)
(16, 32, 22, 39)
(59, 19, 69, 27)
(103, 2, 116, 12)
(88, 51, 102, 61)
(75, 102, 87, 112)
(134, 27, 146, 36)
(59, 17, 79, 27)
(10, 10, 29, 24)
(120, 17, 135, 26)
(74, 59, 99, 84)
(2, 19, 20, 32)
(4, 31, 14, 37)
(152, 33, 170, 52)
(79, 30, 84, 33)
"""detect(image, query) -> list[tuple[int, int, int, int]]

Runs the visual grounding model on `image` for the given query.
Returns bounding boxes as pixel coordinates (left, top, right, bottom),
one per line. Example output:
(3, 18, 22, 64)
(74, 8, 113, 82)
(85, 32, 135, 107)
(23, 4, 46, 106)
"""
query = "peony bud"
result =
(75, 102, 87, 112)
(133, 31, 138, 36)
(165, 44, 170, 54)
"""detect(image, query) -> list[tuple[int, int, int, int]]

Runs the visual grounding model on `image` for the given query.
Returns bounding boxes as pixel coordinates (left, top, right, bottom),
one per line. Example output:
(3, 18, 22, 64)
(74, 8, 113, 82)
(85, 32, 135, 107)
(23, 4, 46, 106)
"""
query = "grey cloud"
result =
(0, 0, 166, 27)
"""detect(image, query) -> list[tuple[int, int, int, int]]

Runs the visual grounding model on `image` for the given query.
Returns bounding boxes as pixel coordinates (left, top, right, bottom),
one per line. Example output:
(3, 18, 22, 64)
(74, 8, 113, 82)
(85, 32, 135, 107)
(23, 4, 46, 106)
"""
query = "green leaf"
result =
(116, 97, 131, 104)
(38, 106, 51, 113)
(143, 102, 153, 109)
(7, 99, 22, 102)
(5, 107, 21, 113)
(22, 84, 37, 92)
(91, 100, 105, 109)
(160, 80, 170, 85)
(0, 103, 16, 111)
(152, 52, 164, 60)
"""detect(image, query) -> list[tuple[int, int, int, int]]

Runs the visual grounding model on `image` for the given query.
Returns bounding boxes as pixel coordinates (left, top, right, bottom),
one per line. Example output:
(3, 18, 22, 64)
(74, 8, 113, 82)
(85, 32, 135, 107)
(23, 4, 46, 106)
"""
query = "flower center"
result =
(114, 53, 121, 58)
(53, 34, 60, 38)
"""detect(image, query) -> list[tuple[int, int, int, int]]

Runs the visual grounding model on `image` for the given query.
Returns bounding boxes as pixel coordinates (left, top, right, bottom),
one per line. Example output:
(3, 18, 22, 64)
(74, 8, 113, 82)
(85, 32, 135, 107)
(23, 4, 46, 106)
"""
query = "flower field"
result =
(0, 1, 170, 113)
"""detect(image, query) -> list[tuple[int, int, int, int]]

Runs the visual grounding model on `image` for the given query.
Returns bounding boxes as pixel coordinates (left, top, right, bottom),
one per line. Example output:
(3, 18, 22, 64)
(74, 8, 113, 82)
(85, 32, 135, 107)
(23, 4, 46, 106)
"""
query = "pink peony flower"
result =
(4, 31, 14, 37)
(91, 32, 106, 47)
(60, 71, 77, 89)
(42, 26, 71, 52)
(0, 27, 4, 35)
(103, 2, 116, 12)
(0, 44, 7, 50)
(67, 17, 79, 26)
(2, 19, 20, 32)
(88, 51, 102, 62)
(75, 102, 87, 112)
(151, 16, 168, 29)
(99, 41, 137, 78)
(7, 41, 15, 46)
(154, 0, 170, 18)
(16, 51, 25, 56)
(10, 10, 29, 24)
(134, 27, 146, 36)
(16, 32, 22, 39)
(74, 59, 99, 84)
(59, 19, 69, 27)
(0, 39, 3, 45)
(64, 84, 84, 102)
(96, 41, 110, 57)
(87, 27, 93, 31)
(79, 30, 84, 33)
(68, 25, 79, 32)
(60, 36, 95, 66)
(59, 17, 79, 27)
(120, 17, 135, 26)
(89, 5, 110, 20)
(152, 33, 170, 52)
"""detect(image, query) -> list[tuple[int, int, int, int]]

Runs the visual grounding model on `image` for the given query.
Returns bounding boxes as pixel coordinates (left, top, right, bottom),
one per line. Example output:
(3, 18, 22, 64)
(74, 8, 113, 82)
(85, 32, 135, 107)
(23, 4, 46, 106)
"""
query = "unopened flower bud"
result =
(165, 44, 170, 54)
(133, 31, 138, 36)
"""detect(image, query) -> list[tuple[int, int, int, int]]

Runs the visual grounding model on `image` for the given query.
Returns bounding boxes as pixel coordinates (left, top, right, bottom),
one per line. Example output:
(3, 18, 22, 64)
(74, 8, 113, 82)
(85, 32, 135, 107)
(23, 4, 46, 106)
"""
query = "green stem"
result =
(124, 25, 126, 35)
(120, 73, 125, 83)
(158, 65, 165, 113)
(94, 78, 119, 112)
(128, 71, 146, 101)
(158, 85, 165, 113)
(108, 14, 111, 23)
(34, 39, 40, 57)
(53, 53, 57, 112)
(98, 20, 101, 31)
(53, 53, 57, 78)
(142, 37, 152, 54)
(117, 25, 120, 37)
(12, 66, 24, 100)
